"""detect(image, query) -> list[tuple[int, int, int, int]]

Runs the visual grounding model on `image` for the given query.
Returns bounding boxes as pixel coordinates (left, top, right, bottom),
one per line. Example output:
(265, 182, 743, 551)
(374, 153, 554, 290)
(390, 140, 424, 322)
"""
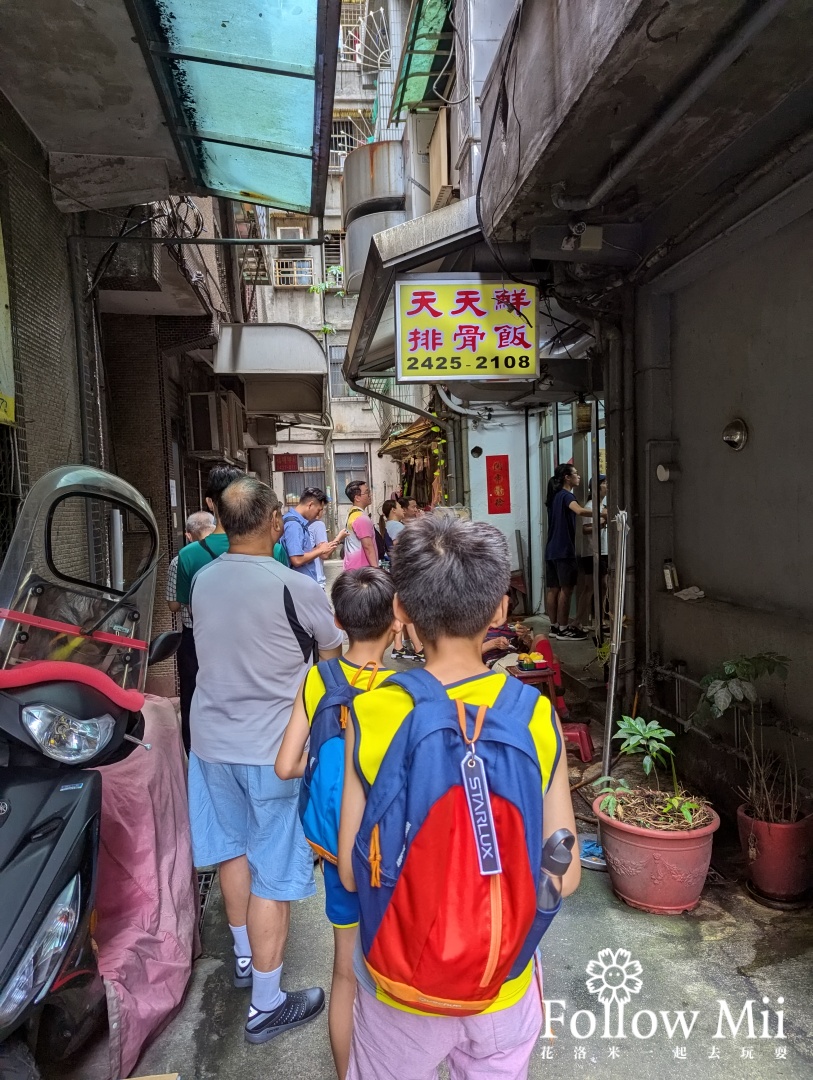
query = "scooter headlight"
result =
(22, 705, 115, 763)
(0, 877, 80, 1028)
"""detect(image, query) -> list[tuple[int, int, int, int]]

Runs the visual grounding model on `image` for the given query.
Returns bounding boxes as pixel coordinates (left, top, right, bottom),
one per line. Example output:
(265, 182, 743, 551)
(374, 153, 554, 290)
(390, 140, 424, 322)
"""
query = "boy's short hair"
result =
(331, 568, 395, 642)
(390, 514, 510, 641)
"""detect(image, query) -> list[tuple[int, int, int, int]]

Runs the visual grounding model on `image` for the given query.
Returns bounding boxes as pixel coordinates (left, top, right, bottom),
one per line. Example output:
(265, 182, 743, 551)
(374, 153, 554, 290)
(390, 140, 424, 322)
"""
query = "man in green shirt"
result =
(176, 464, 244, 606)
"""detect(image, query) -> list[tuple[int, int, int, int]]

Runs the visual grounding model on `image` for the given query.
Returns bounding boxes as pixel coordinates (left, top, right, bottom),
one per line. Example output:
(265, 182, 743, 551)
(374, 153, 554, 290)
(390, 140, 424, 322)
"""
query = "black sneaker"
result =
(559, 626, 588, 640)
(244, 988, 326, 1044)
(234, 956, 253, 988)
(410, 650, 426, 663)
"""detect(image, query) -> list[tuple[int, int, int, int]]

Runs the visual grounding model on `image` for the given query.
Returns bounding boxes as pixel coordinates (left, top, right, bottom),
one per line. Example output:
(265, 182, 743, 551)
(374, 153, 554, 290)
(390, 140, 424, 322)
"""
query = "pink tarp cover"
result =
(93, 696, 197, 1078)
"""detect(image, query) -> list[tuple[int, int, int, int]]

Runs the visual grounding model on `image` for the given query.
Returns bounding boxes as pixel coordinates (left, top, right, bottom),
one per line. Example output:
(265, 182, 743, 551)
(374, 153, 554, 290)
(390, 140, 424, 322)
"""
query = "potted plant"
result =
(695, 652, 813, 902)
(593, 716, 720, 914)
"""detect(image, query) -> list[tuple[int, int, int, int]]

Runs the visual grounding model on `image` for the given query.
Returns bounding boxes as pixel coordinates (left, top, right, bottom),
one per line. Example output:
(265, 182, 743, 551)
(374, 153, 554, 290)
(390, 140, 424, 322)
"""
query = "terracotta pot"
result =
(593, 796, 720, 915)
(737, 805, 813, 900)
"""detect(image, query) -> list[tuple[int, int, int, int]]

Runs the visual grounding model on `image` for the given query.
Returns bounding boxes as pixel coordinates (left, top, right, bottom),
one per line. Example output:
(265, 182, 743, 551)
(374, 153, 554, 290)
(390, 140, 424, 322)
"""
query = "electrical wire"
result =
(431, 9, 471, 108)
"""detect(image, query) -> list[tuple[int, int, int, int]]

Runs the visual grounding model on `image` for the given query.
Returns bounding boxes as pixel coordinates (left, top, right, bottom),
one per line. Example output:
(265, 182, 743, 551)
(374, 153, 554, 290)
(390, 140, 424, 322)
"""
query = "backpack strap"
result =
(385, 668, 452, 707)
(318, 656, 348, 693)
(199, 537, 218, 560)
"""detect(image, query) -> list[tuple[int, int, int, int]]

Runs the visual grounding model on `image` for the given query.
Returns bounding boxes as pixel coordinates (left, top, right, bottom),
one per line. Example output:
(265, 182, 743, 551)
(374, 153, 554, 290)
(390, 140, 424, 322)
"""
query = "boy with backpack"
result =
(338, 512, 581, 1080)
(275, 567, 399, 1079)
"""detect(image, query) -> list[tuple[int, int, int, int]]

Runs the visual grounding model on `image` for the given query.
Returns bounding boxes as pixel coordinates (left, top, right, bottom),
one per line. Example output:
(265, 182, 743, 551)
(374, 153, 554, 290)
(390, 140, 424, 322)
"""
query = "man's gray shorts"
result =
(188, 753, 316, 902)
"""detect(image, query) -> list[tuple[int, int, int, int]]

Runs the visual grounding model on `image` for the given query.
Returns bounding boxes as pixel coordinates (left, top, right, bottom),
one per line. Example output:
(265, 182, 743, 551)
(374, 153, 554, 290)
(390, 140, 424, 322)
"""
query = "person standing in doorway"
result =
(189, 476, 343, 1044)
(576, 475, 609, 632)
(167, 509, 216, 753)
(544, 464, 594, 640)
(282, 487, 340, 583)
(343, 480, 378, 570)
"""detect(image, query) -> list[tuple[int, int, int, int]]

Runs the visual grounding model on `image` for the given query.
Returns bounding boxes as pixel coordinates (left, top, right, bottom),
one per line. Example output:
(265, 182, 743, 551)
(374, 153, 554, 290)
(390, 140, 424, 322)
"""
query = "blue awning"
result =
(125, 0, 340, 214)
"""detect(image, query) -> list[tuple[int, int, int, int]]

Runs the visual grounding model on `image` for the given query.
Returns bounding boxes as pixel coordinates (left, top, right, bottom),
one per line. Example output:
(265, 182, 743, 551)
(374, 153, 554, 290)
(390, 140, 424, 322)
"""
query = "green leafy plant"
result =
(693, 652, 797, 823)
(309, 265, 345, 296)
(593, 716, 712, 830)
(318, 323, 336, 335)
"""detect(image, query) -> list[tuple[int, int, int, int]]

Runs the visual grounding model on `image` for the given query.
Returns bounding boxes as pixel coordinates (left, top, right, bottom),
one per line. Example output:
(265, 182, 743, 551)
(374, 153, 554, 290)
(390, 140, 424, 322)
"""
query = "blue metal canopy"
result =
(125, 0, 340, 214)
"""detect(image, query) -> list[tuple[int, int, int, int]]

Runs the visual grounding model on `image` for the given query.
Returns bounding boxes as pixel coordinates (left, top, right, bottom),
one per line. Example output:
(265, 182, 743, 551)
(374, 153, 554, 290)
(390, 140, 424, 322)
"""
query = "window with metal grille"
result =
(330, 113, 373, 172)
(281, 455, 326, 506)
(323, 233, 344, 286)
(329, 345, 355, 399)
(338, 2, 364, 63)
(335, 451, 368, 500)
(273, 257, 314, 286)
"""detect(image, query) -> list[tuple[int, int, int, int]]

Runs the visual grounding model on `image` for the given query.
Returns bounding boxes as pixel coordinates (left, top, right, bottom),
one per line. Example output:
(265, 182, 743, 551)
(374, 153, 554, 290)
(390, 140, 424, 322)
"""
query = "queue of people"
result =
(168, 464, 579, 1080)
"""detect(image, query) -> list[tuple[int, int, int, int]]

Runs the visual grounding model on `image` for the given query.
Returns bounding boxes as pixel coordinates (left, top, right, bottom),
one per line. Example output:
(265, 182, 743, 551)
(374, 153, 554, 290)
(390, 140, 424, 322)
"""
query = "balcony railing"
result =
(273, 258, 315, 287)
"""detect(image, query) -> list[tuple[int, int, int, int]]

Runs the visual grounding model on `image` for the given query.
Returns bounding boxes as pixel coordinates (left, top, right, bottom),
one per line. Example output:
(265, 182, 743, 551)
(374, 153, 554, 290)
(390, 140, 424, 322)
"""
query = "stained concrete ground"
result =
(66, 591, 813, 1079)
(126, 842, 812, 1080)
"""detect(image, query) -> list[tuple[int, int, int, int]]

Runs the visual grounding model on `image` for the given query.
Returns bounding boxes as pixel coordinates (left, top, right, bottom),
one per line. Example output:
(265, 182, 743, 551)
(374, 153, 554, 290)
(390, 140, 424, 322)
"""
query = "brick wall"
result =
(0, 89, 101, 579)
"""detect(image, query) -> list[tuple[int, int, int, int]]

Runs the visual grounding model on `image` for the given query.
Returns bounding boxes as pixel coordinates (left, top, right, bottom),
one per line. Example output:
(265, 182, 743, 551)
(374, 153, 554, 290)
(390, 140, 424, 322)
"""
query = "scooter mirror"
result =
(148, 630, 183, 667)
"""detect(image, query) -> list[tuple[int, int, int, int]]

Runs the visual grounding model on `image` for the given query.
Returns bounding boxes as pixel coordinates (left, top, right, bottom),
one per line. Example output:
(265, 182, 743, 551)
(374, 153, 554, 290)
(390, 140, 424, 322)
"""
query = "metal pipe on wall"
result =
(110, 509, 124, 591)
(644, 438, 680, 660)
(590, 399, 603, 646)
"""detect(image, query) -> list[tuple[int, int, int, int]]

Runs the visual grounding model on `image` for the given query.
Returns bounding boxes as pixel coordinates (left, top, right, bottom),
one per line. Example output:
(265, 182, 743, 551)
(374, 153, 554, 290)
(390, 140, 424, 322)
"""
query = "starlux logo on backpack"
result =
(539, 948, 787, 1060)
(460, 752, 502, 875)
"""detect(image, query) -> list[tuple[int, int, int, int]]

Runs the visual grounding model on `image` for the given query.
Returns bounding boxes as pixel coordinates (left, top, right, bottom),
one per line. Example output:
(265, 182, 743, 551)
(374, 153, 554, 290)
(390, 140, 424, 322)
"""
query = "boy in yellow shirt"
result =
(338, 514, 580, 1080)
(276, 567, 398, 1079)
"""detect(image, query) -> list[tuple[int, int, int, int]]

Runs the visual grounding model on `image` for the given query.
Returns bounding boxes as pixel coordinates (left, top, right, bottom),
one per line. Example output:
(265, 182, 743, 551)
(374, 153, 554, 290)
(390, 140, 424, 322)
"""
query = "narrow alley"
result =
(0, 1, 812, 1079)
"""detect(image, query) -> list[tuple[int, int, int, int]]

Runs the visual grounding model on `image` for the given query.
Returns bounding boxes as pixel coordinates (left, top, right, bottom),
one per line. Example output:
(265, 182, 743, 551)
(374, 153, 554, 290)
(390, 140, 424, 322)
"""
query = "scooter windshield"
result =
(0, 467, 160, 694)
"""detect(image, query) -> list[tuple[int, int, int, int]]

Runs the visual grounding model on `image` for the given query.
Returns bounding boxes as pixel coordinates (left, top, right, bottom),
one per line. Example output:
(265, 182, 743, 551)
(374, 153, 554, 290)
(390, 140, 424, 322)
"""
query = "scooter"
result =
(0, 466, 180, 1079)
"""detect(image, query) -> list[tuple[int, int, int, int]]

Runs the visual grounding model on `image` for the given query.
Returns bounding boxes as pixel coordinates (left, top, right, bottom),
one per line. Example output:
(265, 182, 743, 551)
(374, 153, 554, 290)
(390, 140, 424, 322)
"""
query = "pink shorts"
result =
(346, 976, 543, 1080)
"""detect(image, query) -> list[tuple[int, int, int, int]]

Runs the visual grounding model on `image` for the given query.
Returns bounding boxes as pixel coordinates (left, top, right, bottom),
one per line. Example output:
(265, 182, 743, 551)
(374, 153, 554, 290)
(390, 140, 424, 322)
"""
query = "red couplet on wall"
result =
(486, 455, 511, 514)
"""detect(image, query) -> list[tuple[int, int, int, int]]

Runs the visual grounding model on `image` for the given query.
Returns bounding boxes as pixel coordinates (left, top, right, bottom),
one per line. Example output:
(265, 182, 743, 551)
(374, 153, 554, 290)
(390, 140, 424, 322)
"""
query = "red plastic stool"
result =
(562, 722, 594, 763)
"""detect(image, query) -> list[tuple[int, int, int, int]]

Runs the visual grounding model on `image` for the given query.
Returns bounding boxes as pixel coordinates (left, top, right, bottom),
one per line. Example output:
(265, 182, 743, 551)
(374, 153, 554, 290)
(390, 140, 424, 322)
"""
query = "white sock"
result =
(251, 963, 285, 1013)
(229, 923, 251, 958)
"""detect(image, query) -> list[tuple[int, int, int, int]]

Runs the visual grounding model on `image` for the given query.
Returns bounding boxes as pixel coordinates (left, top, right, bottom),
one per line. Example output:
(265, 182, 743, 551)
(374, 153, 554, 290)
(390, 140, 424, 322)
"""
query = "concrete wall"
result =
(637, 210, 813, 790)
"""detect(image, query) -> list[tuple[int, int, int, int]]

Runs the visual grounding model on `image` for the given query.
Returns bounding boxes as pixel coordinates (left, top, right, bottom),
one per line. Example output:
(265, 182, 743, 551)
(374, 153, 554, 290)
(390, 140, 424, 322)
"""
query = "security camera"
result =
(569, 220, 588, 236)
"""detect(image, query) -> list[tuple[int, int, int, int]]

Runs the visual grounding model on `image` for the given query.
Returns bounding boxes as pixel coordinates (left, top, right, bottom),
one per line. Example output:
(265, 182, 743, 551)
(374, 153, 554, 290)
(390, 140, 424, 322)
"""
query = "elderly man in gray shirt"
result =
(188, 475, 342, 1044)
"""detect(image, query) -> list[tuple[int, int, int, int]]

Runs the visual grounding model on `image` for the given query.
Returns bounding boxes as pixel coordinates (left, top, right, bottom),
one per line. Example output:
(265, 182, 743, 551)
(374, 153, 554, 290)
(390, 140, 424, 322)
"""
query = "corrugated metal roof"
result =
(125, 0, 339, 213)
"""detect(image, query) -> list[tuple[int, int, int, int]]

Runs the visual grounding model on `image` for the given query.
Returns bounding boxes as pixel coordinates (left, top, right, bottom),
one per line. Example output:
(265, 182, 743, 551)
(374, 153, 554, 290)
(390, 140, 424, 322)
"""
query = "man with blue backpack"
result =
(276, 567, 399, 1079)
(338, 512, 581, 1080)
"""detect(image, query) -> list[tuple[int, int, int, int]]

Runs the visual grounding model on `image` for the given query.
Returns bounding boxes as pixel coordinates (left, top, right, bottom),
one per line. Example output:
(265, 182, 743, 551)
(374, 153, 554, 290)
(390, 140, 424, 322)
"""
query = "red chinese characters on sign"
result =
(493, 288, 532, 312)
(486, 454, 511, 515)
(406, 289, 443, 317)
(407, 327, 444, 351)
(493, 323, 533, 349)
(450, 289, 487, 317)
(274, 453, 299, 473)
(453, 324, 487, 351)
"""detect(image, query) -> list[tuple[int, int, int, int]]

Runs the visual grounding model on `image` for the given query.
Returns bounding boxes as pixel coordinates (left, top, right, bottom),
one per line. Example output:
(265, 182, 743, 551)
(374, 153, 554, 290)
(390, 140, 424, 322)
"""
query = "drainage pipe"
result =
(347, 376, 450, 431)
(552, 0, 790, 211)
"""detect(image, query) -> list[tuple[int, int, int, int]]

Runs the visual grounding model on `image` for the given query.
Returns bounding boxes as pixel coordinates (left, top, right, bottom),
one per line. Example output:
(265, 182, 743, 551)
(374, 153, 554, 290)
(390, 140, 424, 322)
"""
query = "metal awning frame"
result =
(343, 198, 483, 385)
(123, 0, 341, 215)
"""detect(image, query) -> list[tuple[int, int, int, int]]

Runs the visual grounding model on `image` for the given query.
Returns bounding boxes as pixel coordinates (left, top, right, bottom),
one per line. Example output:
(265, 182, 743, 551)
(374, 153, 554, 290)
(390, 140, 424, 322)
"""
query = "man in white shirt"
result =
(189, 476, 342, 1044)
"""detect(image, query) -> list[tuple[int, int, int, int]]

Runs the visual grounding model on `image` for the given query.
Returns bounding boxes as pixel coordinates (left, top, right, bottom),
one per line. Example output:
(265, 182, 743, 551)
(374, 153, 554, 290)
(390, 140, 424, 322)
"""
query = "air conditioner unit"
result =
(245, 416, 278, 447)
(187, 391, 247, 464)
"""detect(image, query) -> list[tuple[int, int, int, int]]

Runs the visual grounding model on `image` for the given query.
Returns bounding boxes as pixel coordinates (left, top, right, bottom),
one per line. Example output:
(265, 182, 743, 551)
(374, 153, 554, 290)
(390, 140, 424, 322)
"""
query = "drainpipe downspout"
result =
(347, 376, 450, 430)
(218, 198, 245, 322)
(436, 384, 488, 419)
(552, 0, 790, 212)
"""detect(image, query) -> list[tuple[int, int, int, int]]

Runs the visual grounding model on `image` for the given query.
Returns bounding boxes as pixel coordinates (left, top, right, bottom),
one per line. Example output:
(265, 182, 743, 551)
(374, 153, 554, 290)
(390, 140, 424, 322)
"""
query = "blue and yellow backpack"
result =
(299, 658, 382, 864)
(351, 668, 561, 1016)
